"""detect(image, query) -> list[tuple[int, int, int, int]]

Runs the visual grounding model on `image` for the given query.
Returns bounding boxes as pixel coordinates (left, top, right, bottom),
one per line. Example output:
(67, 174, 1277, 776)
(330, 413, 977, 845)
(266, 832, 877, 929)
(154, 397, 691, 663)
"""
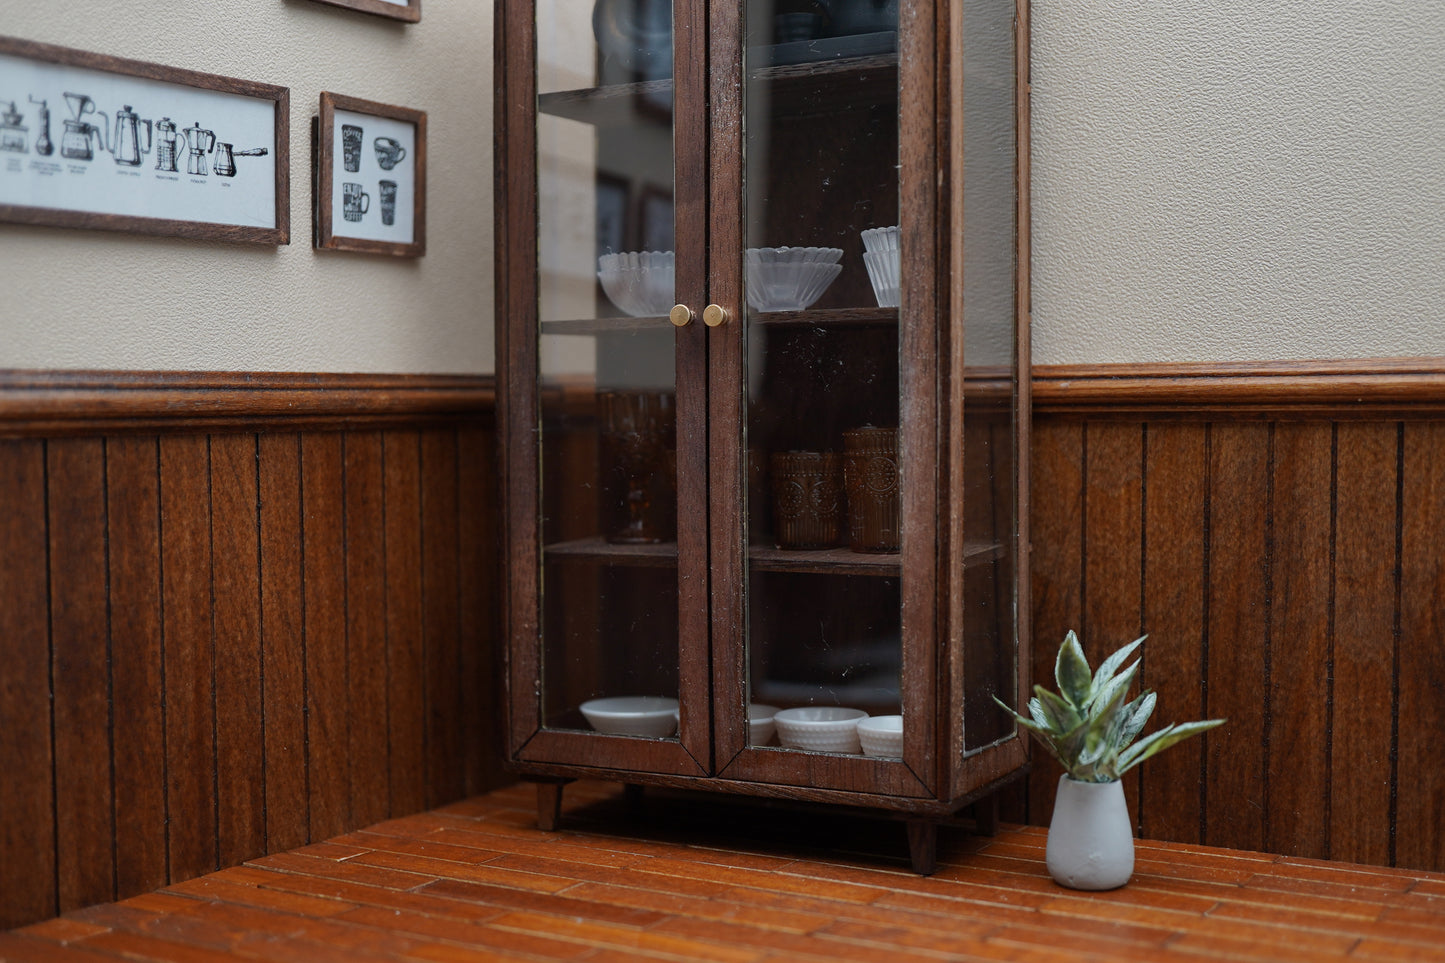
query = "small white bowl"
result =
(856, 714, 903, 758)
(745, 246, 843, 311)
(861, 225, 899, 254)
(580, 695, 679, 737)
(773, 706, 868, 753)
(598, 251, 676, 317)
(749, 703, 780, 746)
(862, 249, 900, 308)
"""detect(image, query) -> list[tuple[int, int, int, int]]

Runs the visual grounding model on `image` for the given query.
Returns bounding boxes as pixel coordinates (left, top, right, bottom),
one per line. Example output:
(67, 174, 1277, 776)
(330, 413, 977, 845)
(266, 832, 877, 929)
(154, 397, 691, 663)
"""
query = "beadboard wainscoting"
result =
(1003, 360, 1445, 875)
(0, 372, 505, 929)
(4, 361, 1445, 930)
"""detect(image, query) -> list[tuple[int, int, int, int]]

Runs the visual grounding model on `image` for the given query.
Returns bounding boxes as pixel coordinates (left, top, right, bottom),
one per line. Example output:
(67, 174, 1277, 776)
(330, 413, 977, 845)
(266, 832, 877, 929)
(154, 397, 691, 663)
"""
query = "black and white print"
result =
(329, 107, 414, 244)
(0, 49, 278, 229)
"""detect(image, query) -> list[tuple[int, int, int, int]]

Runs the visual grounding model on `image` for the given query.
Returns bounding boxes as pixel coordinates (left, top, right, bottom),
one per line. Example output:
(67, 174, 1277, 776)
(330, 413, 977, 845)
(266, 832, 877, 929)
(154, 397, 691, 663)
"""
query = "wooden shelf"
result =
(543, 535, 1002, 575)
(752, 306, 898, 327)
(540, 306, 897, 336)
(539, 47, 898, 128)
(541, 315, 675, 335)
(544, 537, 678, 567)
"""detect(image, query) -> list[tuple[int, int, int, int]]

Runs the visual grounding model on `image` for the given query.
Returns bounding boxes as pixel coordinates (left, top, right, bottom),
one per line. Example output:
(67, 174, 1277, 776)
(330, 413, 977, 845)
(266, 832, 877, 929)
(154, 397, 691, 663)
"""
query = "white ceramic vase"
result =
(1045, 775, 1135, 890)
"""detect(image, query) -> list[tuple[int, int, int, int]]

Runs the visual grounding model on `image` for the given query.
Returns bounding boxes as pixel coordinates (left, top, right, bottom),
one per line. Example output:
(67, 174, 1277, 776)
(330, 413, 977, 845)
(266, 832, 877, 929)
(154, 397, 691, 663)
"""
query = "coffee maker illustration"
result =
(110, 105, 152, 166)
(182, 120, 215, 175)
(0, 100, 27, 153)
(60, 92, 107, 161)
(212, 143, 269, 177)
(29, 96, 52, 156)
(153, 117, 182, 172)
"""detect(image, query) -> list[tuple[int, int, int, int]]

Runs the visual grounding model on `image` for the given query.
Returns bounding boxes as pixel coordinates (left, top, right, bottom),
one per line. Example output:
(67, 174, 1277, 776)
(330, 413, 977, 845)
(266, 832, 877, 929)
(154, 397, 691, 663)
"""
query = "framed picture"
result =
(315, 91, 425, 257)
(638, 185, 674, 253)
(596, 173, 629, 256)
(0, 35, 288, 245)
(306, 0, 420, 23)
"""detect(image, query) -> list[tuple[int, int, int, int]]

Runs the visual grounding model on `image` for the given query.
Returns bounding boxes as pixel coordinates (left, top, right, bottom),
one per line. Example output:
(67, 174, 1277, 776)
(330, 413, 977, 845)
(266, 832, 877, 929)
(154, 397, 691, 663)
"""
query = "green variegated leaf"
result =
(1028, 697, 1051, 728)
(1089, 635, 1146, 703)
(1118, 691, 1157, 748)
(1033, 685, 1083, 733)
(1117, 718, 1226, 774)
(1055, 630, 1093, 709)
(1086, 660, 1139, 715)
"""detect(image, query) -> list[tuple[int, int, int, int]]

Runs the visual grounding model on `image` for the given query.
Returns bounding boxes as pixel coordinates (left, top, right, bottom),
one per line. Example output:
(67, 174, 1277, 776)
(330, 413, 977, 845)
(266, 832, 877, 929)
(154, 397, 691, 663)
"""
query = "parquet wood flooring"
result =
(7, 780, 1445, 962)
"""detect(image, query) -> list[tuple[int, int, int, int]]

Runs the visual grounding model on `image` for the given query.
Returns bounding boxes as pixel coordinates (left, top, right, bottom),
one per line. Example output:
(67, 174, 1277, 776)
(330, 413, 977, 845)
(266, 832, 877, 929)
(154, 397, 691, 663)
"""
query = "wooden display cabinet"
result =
(496, 0, 1031, 873)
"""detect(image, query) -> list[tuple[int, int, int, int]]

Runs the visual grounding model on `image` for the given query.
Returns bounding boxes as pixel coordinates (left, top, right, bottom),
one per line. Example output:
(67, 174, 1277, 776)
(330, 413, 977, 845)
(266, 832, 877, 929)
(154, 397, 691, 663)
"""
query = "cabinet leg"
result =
(536, 781, 567, 832)
(975, 793, 999, 837)
(906, 819, 938, 876)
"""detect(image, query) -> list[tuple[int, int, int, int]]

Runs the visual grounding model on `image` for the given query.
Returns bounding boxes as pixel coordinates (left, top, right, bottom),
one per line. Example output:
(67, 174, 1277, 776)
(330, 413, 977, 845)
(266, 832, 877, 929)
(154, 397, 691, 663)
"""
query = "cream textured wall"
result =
(1030, 1, 1445, 364)
(5, 3, 1442, 372)
(2, 0, 493, 373)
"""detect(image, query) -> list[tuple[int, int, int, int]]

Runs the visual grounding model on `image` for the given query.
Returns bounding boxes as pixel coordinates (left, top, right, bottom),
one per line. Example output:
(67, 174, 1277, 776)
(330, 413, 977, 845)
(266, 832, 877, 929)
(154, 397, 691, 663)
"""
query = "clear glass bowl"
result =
(860, 225, 899, 254)
(863, 249, 900, 307)
(745, 246, 843, 311)
(598, 251, 676, 317)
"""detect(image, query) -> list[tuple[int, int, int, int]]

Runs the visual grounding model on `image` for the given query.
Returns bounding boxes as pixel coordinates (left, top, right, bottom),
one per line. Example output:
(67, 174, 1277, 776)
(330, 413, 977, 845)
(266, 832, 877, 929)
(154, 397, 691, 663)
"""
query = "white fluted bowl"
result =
(856, 714, 903, 758)
(863, 249, 900, 308)
(861, 225, 899, 254)
(598, 251, 676, 317)
(745, 246, 843, 311)
(580, 696, 679, 737)
(773, 706, 867, 753)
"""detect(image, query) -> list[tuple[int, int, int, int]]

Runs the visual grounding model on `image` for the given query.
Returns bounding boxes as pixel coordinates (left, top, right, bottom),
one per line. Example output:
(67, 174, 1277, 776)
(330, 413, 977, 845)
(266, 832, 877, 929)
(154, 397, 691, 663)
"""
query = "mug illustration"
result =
(342, 181, 370, 222)
(379, 179, 398, 226)
(374, 136, 406, 170)
(341, 123, 363, 172)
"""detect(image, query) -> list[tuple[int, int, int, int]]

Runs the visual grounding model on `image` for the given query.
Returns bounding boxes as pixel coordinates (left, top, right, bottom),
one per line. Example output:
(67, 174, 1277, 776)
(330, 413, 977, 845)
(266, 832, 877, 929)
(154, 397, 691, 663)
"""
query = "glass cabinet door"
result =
(514, 0, 710, 774)
(708, 0, 1022, 791)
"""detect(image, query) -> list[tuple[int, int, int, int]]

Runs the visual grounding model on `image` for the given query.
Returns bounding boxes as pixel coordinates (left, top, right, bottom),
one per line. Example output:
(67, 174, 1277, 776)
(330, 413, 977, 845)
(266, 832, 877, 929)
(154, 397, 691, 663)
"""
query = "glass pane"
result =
(740, 0, 903, 753)
(960, 0, 1019, 753)
(535, 0, 680, 737)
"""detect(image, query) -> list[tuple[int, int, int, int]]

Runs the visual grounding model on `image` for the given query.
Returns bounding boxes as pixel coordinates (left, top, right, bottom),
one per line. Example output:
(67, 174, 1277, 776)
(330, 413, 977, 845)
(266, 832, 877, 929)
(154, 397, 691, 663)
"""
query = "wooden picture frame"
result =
(637, 184, 674, 253)
(306, 0, 421, 23)
(0, 35, 289, 245)
(595, 172, 629, 255)
(315, 91, 426, 258)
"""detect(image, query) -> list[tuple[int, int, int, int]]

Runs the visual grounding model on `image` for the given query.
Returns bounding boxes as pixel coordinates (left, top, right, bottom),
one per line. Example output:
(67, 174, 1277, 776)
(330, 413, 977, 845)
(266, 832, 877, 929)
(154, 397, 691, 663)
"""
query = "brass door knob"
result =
(703, 304, 729, 327)
(669, 304, 694, 327)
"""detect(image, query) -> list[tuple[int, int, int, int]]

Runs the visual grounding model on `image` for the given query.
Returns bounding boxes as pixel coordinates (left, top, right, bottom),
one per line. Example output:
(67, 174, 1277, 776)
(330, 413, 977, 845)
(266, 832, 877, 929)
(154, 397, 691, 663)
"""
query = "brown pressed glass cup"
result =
(843, 426, 900, 553)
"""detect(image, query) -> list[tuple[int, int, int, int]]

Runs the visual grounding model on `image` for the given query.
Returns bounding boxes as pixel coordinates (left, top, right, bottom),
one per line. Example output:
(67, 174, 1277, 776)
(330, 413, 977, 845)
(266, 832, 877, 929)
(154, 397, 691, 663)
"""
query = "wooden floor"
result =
(6, 780, 1445, 963)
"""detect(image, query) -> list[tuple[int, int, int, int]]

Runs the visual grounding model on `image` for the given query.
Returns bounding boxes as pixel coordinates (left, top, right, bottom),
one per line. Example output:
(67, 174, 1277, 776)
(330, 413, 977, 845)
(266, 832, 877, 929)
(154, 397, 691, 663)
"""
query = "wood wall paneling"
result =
(48, 438, 115, 910)
(384, 431, 427, 818)
(302, 431, 351, 841)
(1, 439, 56, 926)
(1262, 422, 1331, 860)
(1138, 422, 1207, 845)
(1024, 361, 1445, 873)
(105, 437, 168, 895)
(1330, 423, 1399, 866)
(159, 434, 219, 884)
(0, 374, 501, 930)
(211, 433, 266, 870)
(258, 433, 308, 855)
(1203, 422, 1270, 854)
(1399, 422, 1445, 871)
(421, 428, 465, 809)
(3, 363, 1444, 930)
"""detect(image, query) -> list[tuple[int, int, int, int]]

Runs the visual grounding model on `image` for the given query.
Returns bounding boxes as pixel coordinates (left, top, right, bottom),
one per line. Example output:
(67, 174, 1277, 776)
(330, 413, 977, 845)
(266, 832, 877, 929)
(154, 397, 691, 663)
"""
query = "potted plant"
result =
(994, 630, 1224, 890)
